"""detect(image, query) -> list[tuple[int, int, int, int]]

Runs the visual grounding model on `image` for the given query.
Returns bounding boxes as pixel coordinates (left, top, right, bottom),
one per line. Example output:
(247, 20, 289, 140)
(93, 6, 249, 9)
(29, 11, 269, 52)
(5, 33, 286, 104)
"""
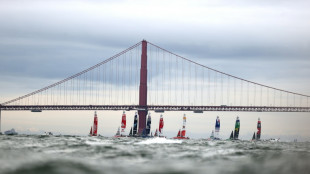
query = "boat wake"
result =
(85, 140, 112, 146)
(136, 137, 182, 145)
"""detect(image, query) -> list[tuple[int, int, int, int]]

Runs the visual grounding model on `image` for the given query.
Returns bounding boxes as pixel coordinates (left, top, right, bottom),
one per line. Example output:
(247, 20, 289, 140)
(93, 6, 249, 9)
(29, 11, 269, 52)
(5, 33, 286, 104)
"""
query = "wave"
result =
(136, 137, 182, 145)
(1, 135, 309, 174)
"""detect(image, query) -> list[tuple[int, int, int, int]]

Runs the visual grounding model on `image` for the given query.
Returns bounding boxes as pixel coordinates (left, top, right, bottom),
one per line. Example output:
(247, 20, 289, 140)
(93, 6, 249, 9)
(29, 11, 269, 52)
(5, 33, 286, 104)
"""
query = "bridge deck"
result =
(1, 105, 309, 112)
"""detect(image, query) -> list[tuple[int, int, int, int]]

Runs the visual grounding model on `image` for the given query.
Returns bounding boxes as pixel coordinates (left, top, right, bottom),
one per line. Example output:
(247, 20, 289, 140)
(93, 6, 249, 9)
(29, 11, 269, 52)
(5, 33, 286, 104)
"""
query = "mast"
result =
(257, 118, 261, 140)
(234, 116, 240, 139)
(138, 40, 148, 135)
(215, 116, 220, 139)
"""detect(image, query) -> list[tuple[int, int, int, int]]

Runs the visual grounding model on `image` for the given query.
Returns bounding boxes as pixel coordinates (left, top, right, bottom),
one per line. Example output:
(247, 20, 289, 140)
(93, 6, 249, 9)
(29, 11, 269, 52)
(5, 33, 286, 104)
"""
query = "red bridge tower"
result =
(138, 40, 148, 134)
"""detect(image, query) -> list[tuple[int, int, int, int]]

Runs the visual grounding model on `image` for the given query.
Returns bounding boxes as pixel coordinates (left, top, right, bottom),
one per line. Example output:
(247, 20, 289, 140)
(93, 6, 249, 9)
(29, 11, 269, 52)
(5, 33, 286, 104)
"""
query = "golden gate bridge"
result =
(1, 40, 309, 134)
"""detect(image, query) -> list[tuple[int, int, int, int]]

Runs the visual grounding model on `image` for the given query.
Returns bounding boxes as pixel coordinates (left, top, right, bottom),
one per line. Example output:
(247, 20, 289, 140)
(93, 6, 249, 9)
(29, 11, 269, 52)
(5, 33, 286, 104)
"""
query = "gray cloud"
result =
(1, 1, 310, 139)
(0, 0, 310, 97)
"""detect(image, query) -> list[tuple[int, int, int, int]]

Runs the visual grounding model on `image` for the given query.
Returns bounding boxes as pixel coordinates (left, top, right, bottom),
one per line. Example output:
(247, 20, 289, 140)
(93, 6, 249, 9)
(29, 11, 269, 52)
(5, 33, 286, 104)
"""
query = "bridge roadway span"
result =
(1, 105, 309, 112)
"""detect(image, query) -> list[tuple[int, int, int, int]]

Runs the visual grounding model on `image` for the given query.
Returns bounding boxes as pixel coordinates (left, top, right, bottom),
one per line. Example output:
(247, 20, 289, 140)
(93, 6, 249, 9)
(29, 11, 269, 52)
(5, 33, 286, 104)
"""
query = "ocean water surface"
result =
(0, 135, 309, 174)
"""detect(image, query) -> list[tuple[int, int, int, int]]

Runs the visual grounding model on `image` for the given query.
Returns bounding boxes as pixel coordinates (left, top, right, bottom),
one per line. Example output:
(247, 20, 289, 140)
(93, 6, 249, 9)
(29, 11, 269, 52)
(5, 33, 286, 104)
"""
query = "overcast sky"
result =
(0, 0, 309, 140)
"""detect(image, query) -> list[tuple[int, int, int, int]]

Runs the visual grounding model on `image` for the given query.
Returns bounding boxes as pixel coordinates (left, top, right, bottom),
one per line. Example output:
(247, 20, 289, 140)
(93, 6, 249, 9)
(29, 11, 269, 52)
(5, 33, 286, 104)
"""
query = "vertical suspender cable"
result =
(182, 58, 184, 105)
(122, 54, 125, 105)
(227, 76, 230, 106)
(90, 69, 93, 104)
(130, 50, 132, 104)
(208, 69, 210, 105)
(254, 84, 256, 106)
(214, 72, 216, 105)
(260, 86, 262, 106)
(280, 91, 282, 107)
(148, 46, 151, 104)
(169, 54, 171, 105)
(189, 62, 191, 105)
(71, 76, 74, 105)
(162, 50, 165, 105)
(103, 64, 105, 105)
(234, 78, 236, 106)
(221, 73, 223, 105)
(267, 88, 269, 106)
(287, 91, 289, 107)
(110, 60, 112, 105)
(97, 65, 99, 105)
(240, 80, 242, 106)
(175, 55, 177, 105)
(195, 64, 197, 105)
(115, 56, 117, 105)
(247, 82, 249, 106)
(156, 47, 159, 105)
(83, 73, 85, 105)
(200, 68, 205, 106)
(274, 89, 276, 107)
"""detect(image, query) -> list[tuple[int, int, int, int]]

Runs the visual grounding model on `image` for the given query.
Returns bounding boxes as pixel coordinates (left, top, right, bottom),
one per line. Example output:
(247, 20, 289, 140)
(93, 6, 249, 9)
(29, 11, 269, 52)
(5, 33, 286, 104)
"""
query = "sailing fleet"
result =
(88, 111, 264, 141)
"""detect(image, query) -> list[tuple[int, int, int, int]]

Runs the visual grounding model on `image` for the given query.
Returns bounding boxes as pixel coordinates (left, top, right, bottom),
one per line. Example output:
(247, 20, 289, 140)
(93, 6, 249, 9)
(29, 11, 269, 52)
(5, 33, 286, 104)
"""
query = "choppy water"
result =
(0, 135, 309, 174)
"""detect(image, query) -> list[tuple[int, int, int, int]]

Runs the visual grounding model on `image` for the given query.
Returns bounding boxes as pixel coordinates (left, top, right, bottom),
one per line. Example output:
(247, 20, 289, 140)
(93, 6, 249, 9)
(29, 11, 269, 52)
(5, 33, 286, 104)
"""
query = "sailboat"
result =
(142, 113, 152, 138)
(115, 127, 121, 137)
(207, 116, 220, 140)
(89, 111, 98, 136)
(129, 112, 139, 137)
(256, 118, 261, 140)
(154, 114, 165, 138)
(157, 114, 165, 137)
(252, 132, 256, 141)
(121, 111, 126, 136)
(4, 128, 18, 135)
(154, 129, 159, 136)
(214, 116, 221, 140)
(207, 130, 215, 140)
(146, 113, 151, 135)
(128, 127, 133, 136)
(89, 126, 92, 136)
(114, 111, 127, 137)
(173, 114, 189, 139)
(229, 131, 234, 140)
(233, 116, 240, 140)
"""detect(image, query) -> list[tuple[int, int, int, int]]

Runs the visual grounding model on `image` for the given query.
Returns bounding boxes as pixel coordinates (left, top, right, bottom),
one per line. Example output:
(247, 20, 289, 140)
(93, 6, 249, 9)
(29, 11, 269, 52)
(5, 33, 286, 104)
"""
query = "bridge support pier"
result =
(0, 109, 2, 134)
(138, 40, 148, 135)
